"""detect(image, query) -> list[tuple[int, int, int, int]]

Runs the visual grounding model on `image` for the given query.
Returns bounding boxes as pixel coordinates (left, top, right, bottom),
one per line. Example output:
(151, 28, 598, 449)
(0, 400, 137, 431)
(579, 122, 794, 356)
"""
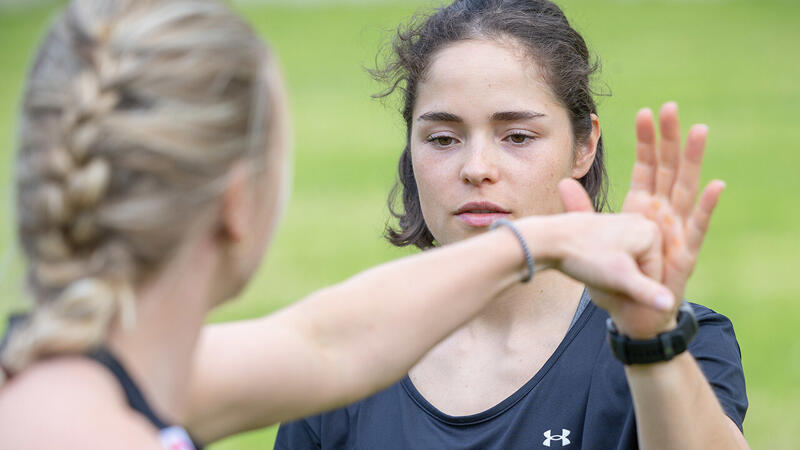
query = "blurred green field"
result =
(1, 0, 799, 448)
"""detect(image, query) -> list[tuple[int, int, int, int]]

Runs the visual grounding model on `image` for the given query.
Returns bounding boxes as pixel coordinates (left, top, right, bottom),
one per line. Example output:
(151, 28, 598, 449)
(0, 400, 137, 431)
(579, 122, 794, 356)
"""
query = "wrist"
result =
(514, 216, 561, 272)
(612, 315, 679, 340)
(607, 302, 698, 365)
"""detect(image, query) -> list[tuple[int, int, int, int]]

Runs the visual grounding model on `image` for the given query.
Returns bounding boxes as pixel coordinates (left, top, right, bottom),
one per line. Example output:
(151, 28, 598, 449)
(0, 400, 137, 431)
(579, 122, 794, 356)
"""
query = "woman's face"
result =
(410, 39, 597, 246)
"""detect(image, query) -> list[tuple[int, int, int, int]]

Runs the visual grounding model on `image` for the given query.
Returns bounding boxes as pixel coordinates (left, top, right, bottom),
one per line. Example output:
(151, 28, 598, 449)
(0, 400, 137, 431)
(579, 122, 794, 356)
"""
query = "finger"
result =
(621, 219, 672, 310)
(687, 180, 725, 254)
(646, 198, 685, 258)
(671, 124, 708, 220)
(637, 229, 663, 283)
(630, 108, 657, 194)
(622, 269, 675, 312)
(558, 178, 594, 212)
(662, 249, 694, 306)
(587, 286, 625, 313)
(655, 102, 681, 198)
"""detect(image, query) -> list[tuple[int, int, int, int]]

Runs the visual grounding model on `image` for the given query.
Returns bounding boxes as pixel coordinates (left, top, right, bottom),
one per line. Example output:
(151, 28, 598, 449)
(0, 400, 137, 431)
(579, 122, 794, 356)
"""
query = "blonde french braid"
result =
(1, 0, 273, 382)
(3, 8, 134, 376)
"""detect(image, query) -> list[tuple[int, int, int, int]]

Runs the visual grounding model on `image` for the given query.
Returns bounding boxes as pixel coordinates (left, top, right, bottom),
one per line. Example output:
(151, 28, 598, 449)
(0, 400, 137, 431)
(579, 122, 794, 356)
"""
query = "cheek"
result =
(411, 150, 441, 208)
(410, 147, 453, 232)
(512, 147, 575, 213)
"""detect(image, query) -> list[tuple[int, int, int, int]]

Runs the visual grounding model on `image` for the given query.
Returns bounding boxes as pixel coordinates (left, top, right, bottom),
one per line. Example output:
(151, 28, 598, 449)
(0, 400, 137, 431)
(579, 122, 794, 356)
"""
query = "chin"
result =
(439, 228, 488, 246)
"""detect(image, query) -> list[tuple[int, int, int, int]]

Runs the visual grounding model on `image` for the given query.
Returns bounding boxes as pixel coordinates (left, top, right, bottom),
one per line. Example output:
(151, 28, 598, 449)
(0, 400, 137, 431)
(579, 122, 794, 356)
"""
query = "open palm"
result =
(562, 103, 724, 338)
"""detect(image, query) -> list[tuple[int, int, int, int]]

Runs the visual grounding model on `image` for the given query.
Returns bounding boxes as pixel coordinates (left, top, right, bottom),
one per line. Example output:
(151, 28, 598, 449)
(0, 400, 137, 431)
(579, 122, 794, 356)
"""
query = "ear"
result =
(571, 113, 601, 179)
(219, 164, 251, 244)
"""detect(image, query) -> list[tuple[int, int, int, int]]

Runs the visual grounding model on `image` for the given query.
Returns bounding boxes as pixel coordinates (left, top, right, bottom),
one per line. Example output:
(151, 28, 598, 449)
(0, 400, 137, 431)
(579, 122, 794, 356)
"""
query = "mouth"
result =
(454, 201, 511, 227)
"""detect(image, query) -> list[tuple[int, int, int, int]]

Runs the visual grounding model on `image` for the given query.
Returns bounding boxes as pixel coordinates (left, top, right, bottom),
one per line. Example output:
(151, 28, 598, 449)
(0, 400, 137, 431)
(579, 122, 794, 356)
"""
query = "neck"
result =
(464, 269, 586, 340)
(106, 238, 219, 424)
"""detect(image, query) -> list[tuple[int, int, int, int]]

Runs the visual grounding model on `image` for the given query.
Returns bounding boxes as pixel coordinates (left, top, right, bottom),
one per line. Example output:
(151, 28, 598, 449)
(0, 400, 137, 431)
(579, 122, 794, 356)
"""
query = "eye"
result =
(427, 134, 459, 148)
(504, 132, 536, 145)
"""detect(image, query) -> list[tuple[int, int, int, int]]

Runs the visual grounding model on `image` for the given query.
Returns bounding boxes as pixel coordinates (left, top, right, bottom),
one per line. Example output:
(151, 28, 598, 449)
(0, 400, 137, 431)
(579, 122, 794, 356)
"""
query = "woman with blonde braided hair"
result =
(0, 0, 693, 448)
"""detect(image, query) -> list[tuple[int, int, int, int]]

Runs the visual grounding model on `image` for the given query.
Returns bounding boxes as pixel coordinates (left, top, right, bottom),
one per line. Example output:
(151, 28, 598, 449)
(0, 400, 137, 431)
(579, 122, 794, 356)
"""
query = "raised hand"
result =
(524, 201, 673, 312)
(562, 103, 724, 338)
(626, 102, 724, 303)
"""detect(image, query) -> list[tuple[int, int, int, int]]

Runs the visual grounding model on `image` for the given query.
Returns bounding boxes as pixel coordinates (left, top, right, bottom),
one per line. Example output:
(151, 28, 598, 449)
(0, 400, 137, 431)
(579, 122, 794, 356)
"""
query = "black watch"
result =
(606, 301, 698, 365)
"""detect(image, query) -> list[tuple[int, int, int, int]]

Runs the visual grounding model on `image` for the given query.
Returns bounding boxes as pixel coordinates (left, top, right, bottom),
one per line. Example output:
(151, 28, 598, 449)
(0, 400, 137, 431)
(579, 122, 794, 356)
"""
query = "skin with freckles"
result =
(411, 39, 599, 247)
(404, 39, 745, 450)
(405, 38, 609, 416)
(5, 1, 742, 448)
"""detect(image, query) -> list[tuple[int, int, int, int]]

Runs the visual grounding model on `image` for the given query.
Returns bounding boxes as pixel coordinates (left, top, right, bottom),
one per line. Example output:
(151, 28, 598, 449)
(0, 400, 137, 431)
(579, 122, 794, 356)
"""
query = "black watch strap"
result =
(606, 301, 699, 365)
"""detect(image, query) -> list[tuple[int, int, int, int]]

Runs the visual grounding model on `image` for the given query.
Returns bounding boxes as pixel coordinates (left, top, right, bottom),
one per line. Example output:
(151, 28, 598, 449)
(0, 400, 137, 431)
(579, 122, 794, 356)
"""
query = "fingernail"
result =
(654, 293, 674, 311)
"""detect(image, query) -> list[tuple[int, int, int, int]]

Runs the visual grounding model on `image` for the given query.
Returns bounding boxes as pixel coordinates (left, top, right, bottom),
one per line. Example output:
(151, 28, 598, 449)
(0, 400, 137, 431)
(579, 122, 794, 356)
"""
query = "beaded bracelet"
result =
(489, 218, 535, 283)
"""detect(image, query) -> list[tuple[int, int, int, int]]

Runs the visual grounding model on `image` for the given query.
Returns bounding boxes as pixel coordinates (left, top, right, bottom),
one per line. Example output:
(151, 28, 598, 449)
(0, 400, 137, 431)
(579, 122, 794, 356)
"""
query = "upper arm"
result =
(688, 304, 748, 431)
(727, 416, 750, 449)
(187, 303, 345, 442)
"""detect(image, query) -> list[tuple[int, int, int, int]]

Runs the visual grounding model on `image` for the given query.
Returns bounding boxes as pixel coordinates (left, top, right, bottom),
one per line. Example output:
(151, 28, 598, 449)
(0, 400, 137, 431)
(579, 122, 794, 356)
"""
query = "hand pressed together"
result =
(563, 102, 724, 339)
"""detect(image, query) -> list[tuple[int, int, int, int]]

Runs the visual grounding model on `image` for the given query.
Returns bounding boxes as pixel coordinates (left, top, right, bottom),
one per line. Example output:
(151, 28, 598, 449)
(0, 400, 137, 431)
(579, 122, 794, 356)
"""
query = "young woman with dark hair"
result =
(275, 1, 748, 448)
(0, 0, 688, 448)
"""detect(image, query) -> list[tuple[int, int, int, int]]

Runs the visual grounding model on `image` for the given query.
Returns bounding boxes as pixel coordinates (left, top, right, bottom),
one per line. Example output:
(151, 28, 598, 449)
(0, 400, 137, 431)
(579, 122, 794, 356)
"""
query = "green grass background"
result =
(1, 0, 798, 448)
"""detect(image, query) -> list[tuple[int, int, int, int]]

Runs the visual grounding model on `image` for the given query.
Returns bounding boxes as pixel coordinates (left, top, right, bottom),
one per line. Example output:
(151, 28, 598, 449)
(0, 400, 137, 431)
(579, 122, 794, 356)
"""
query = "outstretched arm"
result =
(186, 212, 670, 442)
(568, 102, 747, 449)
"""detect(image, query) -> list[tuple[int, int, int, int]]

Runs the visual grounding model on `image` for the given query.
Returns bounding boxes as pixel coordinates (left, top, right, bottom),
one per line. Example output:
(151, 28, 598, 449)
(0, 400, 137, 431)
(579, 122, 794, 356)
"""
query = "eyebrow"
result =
(417, 111, 463, 122)
(491, 111, 546, 121)
(416, 110, 546, 122)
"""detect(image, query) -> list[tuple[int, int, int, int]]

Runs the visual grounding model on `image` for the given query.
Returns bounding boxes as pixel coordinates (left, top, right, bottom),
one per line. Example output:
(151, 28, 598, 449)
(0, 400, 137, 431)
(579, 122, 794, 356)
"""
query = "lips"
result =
(455, 201, 511, 227)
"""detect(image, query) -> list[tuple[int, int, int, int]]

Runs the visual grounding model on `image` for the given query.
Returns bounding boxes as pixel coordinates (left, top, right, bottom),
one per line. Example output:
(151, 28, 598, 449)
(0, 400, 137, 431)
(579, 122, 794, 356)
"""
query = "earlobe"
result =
(219, 165, 250, 244)
(571, 113, 601, 179)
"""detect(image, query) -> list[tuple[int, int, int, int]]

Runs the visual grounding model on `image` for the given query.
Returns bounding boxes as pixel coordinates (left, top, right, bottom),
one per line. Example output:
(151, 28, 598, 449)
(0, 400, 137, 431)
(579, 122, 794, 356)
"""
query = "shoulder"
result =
(690, 302, 733, 324)
(276, 379, 408, 448)
(688, 302, 741, 352)
(686, 302, 748, 430)
(0, 357, 161, 450)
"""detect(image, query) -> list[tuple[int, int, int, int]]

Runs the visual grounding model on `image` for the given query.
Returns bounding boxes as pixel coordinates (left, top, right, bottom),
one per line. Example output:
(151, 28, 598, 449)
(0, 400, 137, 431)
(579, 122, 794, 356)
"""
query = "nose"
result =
(459, 141, 500, 186)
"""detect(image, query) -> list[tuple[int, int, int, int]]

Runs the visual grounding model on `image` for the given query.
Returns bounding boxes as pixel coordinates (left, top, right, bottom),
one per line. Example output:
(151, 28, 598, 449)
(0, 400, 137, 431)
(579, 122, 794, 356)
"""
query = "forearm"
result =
(282, 218, 558, 409)
(626, 352, 748, 449)
(188, 218, 558, 440)
(188, 211, 668, 441)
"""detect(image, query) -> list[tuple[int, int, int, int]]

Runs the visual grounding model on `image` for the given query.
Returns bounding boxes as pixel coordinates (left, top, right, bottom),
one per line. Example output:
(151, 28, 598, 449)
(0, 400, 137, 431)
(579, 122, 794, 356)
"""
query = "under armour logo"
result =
(542, 429, 571, 447)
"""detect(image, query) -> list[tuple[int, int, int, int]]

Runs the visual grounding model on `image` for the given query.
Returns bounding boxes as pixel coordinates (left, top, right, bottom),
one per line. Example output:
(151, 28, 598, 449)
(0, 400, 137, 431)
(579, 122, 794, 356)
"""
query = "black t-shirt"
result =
(276, 299, 747, 449)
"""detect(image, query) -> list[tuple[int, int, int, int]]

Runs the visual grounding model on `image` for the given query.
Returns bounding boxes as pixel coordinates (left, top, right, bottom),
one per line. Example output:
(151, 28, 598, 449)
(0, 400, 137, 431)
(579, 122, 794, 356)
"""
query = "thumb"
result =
(558, 178, 594, 212)
(623, 271, 674, 312)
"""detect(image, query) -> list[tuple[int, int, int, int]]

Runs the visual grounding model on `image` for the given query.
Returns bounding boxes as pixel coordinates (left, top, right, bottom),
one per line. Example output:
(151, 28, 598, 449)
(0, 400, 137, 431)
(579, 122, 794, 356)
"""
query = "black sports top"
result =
(89, 348, 204, 450)
(1, 314, 204, 450)
(276, 295, 747, 449)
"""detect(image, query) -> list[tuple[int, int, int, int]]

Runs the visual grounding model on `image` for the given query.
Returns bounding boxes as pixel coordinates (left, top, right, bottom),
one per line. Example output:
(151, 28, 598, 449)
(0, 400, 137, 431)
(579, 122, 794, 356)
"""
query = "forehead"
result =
(415, 39, 559, 115)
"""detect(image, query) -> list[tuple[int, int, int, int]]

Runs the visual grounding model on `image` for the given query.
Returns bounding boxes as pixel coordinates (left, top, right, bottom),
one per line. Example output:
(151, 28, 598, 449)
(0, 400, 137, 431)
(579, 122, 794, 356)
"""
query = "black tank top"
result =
(89, 348, 204, 450)
(1, 314, 205, 450)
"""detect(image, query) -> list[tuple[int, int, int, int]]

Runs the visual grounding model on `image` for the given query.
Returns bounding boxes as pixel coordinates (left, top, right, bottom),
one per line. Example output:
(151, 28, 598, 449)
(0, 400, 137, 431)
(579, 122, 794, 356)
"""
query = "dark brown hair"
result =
(373, 0, 608, 249)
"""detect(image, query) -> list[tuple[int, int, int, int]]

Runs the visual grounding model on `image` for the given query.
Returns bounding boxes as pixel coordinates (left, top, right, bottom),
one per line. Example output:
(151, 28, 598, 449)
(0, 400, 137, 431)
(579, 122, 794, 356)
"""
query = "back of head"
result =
(0, 0, 273, 383)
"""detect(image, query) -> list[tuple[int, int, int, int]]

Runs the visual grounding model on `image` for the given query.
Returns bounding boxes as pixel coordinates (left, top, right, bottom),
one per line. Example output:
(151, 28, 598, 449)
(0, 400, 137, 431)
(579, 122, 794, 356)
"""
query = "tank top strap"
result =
(568, 288, 592, 331)
(88, 348, 204, 450)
